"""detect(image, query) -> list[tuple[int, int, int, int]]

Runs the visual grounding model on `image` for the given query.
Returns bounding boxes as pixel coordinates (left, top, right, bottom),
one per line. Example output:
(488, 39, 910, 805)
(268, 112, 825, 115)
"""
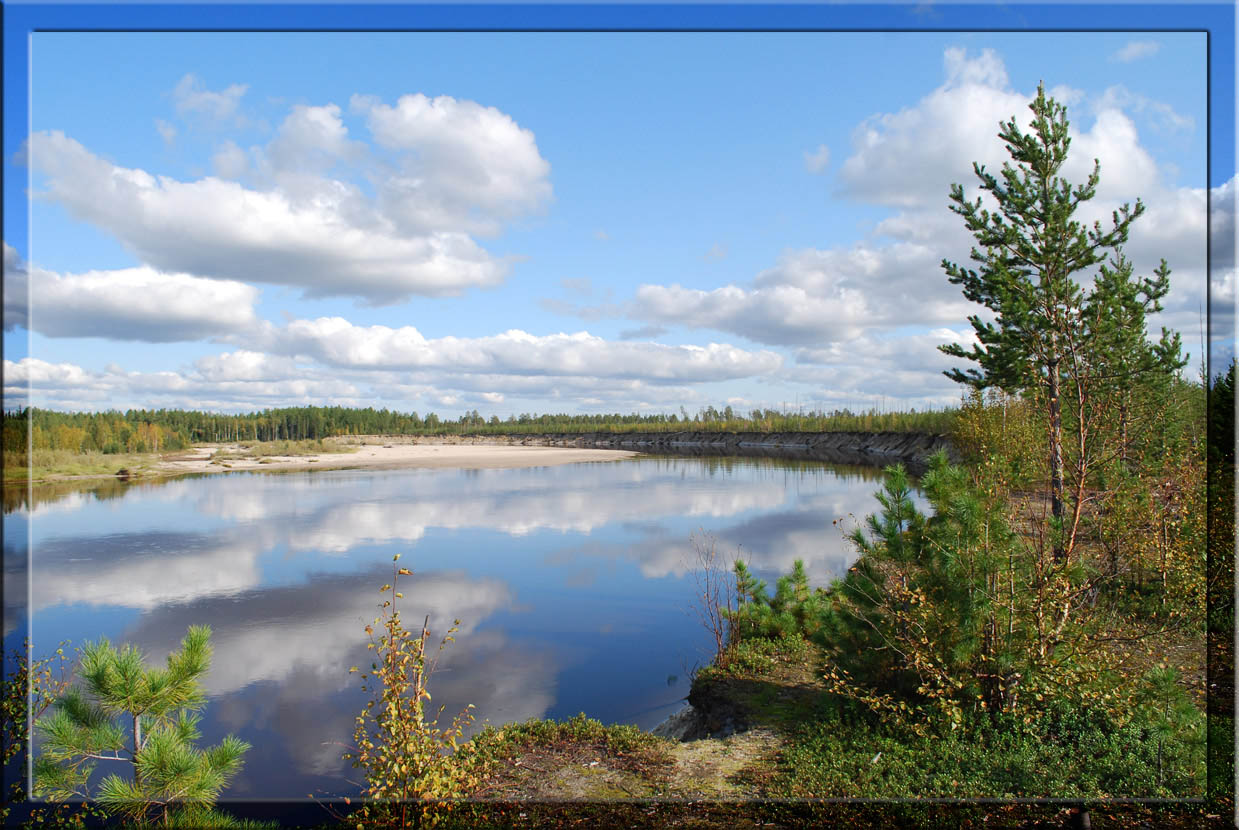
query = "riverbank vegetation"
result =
(2, 403, 955, 461)
(1, 407, 951, 484)
(672, 84, 1221, 821)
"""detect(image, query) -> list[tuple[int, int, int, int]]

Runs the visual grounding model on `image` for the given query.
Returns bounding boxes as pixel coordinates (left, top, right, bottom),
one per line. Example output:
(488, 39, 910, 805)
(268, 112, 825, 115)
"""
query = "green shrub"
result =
(774, 698, 1202, 798)
(33, 627, 251, 826)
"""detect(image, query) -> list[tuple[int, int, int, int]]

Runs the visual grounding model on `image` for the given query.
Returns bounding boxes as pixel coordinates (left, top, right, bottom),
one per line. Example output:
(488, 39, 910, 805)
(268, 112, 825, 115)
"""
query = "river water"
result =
(3, 455, 892, 799)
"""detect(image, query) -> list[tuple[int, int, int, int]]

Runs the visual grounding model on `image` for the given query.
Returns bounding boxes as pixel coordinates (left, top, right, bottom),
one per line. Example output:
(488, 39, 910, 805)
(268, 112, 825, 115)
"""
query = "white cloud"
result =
(154, 118, 177, 145)
(837, 48, 1030, 209)
(3, 314, 782, 412)
(607, 47, 1205, 369)
(4, 249, 260, 342)
(171, 73, 248, 122)
(3, 243, 28, 332)
(268, 317, 782, 382)
(1111, 41, 1161, 63)
(1207, 176, 1237, 340)
(803, 143, 830, 174)
(352, 92, 552, 236)
(211, 140, 249, 179)
(626, 240, 974, 347)
(1094, 85, 1193, 133)
(27, 130, 511, 304)
(2, 356, 361, 412)
(194, 350, 300, 382)
(3, 357, 93, 388)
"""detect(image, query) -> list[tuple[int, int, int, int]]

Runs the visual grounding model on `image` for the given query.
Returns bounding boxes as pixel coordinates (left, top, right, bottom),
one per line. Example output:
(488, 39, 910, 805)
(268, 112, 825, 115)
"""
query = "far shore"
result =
(160, 439, 638, 477)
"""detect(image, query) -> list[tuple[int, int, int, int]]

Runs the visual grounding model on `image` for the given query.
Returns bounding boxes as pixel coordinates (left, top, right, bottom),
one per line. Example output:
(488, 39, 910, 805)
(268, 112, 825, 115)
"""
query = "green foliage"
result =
(696, 633, 811, 681)
(469, 713, 664, 760)
(938, 84, 1147, 395)
(2, 402, 958, 454)
(156, 804, 278, 829)
(725, 559, 826, 642)
(33, 626, 250, 826)
(938, 84, 1184, 565)
(812, 454, 1034, 720)
(1133, 666, 1206, 789)
(2, 641, 106, 829)
(774, 695, 1203, 798)
(951, 389, 1043, 490)
(344, 555, 488, 828)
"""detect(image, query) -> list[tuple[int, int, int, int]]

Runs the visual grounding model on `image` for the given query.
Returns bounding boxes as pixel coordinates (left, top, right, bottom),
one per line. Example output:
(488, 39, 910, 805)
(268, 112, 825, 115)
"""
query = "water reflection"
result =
(4, 456, 900, 798)
(116, 566, 553, 789)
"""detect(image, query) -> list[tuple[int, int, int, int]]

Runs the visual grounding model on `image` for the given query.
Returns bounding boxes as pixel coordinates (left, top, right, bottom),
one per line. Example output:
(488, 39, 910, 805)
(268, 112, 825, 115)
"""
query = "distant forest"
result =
(1, 404, 956, 455)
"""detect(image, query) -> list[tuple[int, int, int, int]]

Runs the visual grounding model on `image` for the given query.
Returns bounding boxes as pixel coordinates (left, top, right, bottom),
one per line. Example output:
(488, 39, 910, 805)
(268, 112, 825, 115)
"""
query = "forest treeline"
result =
(1, 404, 956, 457)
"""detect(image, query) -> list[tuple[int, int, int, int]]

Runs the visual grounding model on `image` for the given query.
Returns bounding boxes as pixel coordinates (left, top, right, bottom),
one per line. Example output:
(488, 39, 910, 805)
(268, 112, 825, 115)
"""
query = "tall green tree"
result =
(938, 83, 1158, 560)
(1083, 252, 1186, 468)
(34, 626, 251, 827)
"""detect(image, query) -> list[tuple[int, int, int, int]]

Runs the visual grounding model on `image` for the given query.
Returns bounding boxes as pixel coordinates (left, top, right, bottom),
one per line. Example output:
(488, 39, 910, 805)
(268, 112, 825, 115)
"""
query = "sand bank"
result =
(156, 441, 638, 477)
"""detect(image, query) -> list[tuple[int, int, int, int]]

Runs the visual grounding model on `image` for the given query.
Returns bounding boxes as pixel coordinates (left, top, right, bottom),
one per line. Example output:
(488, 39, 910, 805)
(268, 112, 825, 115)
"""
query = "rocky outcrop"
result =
(490, 431, 956, 473)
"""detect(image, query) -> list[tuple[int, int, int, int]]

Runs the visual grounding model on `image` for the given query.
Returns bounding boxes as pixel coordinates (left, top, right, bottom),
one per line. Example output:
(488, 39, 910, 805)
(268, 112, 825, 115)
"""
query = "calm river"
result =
(4, 455, 893, 799)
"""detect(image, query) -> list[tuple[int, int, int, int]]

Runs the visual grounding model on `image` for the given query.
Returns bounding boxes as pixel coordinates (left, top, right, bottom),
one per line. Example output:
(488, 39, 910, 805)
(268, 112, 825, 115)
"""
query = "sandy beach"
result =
(156, 440, 638, 477)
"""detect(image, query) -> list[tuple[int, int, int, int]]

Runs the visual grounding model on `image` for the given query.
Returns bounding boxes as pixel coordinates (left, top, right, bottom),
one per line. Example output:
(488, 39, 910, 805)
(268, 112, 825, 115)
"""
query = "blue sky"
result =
(3, 8, 1234, 418)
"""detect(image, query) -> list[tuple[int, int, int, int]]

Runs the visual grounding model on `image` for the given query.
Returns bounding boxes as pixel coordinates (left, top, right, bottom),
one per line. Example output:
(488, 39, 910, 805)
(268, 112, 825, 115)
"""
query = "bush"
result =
(343, 556, 488, 828)
(774, 698, 1202, 798)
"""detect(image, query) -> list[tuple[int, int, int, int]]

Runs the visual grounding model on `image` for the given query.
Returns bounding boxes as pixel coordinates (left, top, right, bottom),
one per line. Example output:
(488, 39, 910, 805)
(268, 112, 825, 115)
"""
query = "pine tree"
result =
(939, 83, 1152, 560)
(33, 626, 251, 826)
(1083, 252, 1186, 468)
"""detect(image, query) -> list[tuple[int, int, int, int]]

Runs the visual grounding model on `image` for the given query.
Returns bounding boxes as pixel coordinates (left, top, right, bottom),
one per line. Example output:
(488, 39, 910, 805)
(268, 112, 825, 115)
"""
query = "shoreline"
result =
(156, 441, 641, 478)
(7, 429, 953, 485)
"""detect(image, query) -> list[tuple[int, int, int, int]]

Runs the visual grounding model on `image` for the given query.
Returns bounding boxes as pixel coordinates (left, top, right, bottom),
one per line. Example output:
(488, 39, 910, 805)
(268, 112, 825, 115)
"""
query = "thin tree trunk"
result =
(1119, 396, 1129, 467)
(133, 713, 142, 784)
(1048, 358, 1066, 561)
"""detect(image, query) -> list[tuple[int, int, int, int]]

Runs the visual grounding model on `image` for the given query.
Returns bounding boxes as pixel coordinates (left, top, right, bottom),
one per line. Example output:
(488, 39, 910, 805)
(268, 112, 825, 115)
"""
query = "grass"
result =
(2, 437, 359, 482)
(686, 629, 1205, 801)
(468, 712, 671, 773)
(209, 438, 358, 462)
(696, 633, 812, 682)
(3, 449, 160, 483)
(770, 698, 1205, 799)
(464, 713, 676, 800)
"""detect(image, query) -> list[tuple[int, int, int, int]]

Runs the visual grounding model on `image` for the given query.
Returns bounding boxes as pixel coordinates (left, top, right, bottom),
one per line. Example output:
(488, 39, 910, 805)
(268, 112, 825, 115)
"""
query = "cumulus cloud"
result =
(1111, 41, 1161, 63)
(3, 313, 781, 412)
(2, 357, 361, 412)
(352, 92, 552, 236)
(1094, 85, 1193, 133)
(601, 47, 1205, 375)
(3, 243, 28, 331)
(265, 317, 781, 381)
(618, 324, 668, 341)
(785, 328, 981, 407)
(194, 350, 300, 382)
(803, 144, 830, 174)
(4, 246, 260, 341)
(154, 118, 177, 145)
(837, 48, 1029, 209)
(1207, 176, 1237, 343)
(626, 240, 975, 347)
(26, 131, 508, 304)
(211, 140, 249, 179)
(171, 73, 248, 122)
(26, 88, 552, 304)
